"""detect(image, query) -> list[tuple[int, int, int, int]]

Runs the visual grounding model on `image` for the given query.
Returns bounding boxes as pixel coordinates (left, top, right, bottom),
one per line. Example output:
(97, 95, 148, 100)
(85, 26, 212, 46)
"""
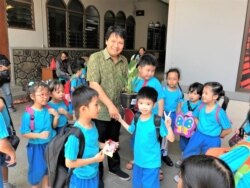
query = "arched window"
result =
(85, 6, 99, 48)
(104, 10, 115, 43)
(47, 0, 66, 47)
(115, 11, 126, 28)
(6, 0, 34, 29)
(125, 16, 135, 49)
(68, 0, 84, 47)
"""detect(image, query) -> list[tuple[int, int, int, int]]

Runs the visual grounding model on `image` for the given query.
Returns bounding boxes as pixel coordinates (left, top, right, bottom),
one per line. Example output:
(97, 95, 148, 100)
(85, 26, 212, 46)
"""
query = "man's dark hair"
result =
(72, 85, 98, 119)
(105, 25, 127, 41)
(138, 53, 158, 67)
(137, 86, 158, 103)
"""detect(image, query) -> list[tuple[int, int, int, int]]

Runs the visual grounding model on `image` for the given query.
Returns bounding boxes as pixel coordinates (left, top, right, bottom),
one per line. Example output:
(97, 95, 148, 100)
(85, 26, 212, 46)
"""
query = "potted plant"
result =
(120, 60, 138, 109)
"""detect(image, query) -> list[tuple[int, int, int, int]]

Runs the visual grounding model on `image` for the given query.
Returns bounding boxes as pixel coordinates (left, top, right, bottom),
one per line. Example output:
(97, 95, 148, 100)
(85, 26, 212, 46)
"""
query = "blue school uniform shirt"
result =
(0, 112, 9, 139)
(64, 121, 99, 179)
(20, 107, 56, 144)
(132, 76, 164, 114)
(48, 101, 72, 128)
(181, 100, 202, 114)
(193, 103, 231, 136)
(244, 122, 250, 141)
(128, 114, 168, 168)
(163, 85, 183, 112)
(71, 77, 84, 90)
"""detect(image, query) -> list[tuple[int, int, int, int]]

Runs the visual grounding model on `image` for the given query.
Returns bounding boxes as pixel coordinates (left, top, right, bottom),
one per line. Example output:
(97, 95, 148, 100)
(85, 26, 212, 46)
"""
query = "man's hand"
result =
(108, 104, 120, 120)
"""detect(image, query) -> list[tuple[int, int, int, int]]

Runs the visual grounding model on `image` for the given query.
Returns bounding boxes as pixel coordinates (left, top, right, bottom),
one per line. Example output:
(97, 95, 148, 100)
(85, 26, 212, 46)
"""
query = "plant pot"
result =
(120, 93, 137, 109)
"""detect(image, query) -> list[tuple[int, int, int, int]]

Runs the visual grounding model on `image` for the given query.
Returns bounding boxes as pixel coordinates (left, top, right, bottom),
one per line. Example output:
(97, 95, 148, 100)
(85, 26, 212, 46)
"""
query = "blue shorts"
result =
(132, 164, 160, 188)
(182, 130, 221, 159)
(69, 173, 99, 188)
(27, 143, 48, 186)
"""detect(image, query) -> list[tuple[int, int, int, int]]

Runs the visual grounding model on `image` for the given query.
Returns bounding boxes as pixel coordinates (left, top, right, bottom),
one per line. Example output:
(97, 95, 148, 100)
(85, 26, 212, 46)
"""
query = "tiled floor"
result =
(8, 102, 181, 188)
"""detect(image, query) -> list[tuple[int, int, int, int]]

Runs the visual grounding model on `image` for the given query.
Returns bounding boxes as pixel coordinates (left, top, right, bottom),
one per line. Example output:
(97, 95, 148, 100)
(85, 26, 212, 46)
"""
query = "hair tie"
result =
(28, 81, 34, 86)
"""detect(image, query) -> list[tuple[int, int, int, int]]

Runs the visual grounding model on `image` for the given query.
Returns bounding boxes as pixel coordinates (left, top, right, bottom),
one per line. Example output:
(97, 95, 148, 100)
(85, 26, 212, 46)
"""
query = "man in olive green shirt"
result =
(87, 26, 130, 187)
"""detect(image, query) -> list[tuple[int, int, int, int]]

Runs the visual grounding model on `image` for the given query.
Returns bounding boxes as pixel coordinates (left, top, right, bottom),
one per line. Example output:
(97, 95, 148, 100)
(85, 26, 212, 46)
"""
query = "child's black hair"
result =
(138, 53, 158, 67)
(189, 82, 204, 98)
(204, 82, 225, 100)
(71, 63, 83, 74)
(72, 85, 98, 119)
(165, 68, 184, 99)
(137, 86, 158, 103)
(166, 68, 181, 79)
(48, 79, 63, 92)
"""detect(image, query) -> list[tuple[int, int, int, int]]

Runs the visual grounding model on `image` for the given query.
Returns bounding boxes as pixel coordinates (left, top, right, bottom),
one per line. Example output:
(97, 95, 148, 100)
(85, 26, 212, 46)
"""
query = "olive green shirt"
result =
(87, 48, 128, 121)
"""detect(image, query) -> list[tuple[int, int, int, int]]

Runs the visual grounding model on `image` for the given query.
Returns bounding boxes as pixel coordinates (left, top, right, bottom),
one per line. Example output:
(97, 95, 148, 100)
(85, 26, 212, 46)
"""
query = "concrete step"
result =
(0, 84, 27, 101)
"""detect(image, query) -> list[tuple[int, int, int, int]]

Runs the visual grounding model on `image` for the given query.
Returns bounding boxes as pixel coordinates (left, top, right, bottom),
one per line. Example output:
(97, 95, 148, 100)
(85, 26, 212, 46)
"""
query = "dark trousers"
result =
(93, 119, 121, 179)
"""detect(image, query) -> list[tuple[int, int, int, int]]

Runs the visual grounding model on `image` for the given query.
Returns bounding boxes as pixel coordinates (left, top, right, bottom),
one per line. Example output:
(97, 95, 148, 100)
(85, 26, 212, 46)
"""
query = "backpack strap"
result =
(154, 114, 161, 128)
(133, 112, 141, 127)
(25, 105, 51, 132)
(154, 115, 161, 139)
(142, 80, 148, 87)
(215, 105, 221, 124)
(25, 106, 35, 132)
(187, 101, 199, 112)
(198, 103, 221, 124)
(66, 126, 85, 186)
(133, 112, 161, 139)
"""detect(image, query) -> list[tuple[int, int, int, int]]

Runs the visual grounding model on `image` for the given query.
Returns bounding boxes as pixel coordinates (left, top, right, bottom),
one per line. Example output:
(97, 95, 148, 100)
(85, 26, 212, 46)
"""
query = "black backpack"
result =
(133, 112, 161, 139)
(45, 124, 85, 188)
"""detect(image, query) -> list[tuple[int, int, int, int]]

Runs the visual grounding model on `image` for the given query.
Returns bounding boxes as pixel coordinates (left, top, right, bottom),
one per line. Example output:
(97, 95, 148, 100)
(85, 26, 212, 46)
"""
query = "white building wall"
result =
(166, 0, 249, 146)
(165, 0, 248, 96)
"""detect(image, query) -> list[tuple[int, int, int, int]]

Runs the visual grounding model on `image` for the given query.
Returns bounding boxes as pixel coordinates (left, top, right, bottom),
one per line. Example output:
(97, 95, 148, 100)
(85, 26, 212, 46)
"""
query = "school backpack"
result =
(174, 102, 222, 138)
(133, 112, 161, 139)
(45, 124, 85, 188)
(206, 141, 250, 188)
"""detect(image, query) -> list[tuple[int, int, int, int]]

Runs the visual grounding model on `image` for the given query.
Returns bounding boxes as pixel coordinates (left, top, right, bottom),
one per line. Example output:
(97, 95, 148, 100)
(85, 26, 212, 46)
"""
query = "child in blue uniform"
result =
(64, 86, 105, 188)
(71, 63, 87, 94)
(130, 54, 170, 171)
(183, 82, 232, 158)
(48, 80, 73, 134)
(118, 86, 174, 188)
(20, 81, 57, 187)
(162, 68, 184, 166)
(0, 98, 16, 188)
(132, 53, 164, 116)
(175, 82, 203, 168)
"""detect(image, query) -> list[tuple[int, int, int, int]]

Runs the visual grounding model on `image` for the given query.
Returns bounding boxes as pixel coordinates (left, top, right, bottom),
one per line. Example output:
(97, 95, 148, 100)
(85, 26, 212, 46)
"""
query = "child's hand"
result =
(165, 117, 172, 128)
(235, 129, 240, 135)
(164, 112, 172, 128)
(39, 131, 50, 139)
(58, 108, 67, 115)
(94, 151, 105, 162)
(48, 108, 59, 118)
(5, 153, 16, 167)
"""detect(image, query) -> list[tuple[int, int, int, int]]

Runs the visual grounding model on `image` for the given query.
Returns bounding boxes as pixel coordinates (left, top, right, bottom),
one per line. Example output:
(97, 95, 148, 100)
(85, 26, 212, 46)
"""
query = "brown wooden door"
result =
(0, 0, 9, 58)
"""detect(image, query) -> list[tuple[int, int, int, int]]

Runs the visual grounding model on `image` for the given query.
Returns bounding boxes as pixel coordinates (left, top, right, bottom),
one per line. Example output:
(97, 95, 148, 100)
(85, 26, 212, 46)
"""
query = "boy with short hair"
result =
(131, 53, 173, 167)
(118, 86, 174, 188)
